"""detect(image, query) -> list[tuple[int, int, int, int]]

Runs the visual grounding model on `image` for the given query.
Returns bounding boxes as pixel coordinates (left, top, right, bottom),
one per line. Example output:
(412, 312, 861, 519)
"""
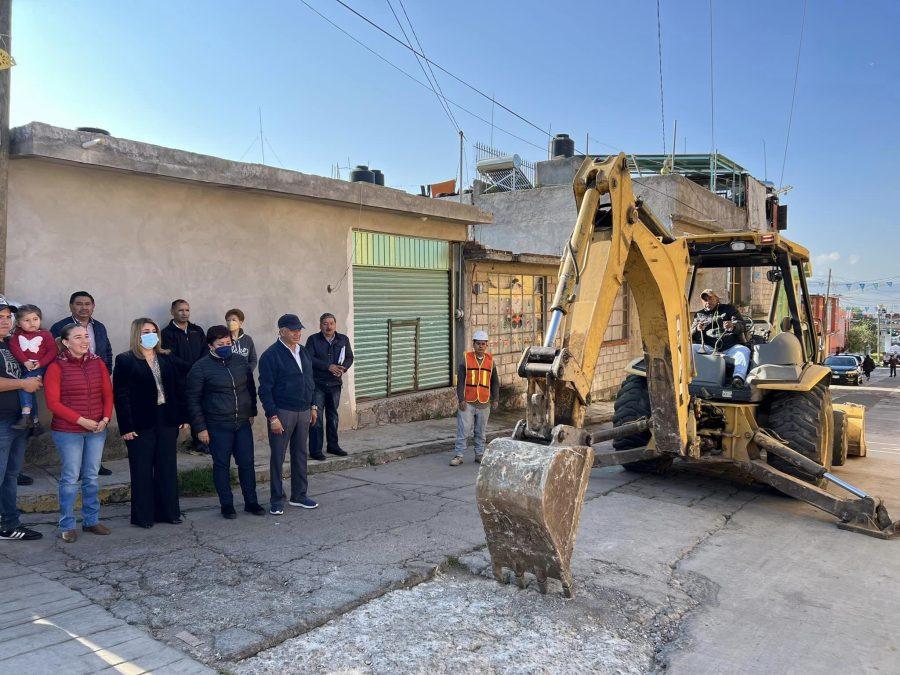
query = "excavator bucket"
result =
(835, 402, 867, 457)
(475, 437, 594, 597)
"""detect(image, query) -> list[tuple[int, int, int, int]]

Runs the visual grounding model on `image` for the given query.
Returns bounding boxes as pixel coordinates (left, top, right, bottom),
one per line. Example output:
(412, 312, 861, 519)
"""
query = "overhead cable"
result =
(779, 0, 809, 187)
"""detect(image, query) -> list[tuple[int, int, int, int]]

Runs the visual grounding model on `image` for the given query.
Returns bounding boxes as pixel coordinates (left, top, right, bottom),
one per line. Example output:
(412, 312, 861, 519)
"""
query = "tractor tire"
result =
(766, 381, 833, 482)
(612, 375, 672, 473)
(831, 409, 849, 467)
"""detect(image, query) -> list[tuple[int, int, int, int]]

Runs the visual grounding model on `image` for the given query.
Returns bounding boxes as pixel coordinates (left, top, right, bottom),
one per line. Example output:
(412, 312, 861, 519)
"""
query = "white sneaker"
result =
(449, 456, 463, 466)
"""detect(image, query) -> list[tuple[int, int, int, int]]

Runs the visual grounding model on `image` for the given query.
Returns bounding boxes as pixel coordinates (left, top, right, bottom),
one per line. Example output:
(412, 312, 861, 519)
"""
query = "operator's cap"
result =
(700, 288, 718, 300)
(472, 330, 489, 342)
(0, 295, 17, 312)
(277, 313, 304, 330)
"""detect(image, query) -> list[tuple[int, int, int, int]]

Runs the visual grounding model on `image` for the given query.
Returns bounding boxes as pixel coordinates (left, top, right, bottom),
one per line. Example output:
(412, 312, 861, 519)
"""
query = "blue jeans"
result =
(18, 367, 45, 417)
(0, 419, 27, 531)
(453, 403, 491, 457)
(208, 423, 258, 509)
(53, 429, 107, 531)
(692, 343, 751, 381)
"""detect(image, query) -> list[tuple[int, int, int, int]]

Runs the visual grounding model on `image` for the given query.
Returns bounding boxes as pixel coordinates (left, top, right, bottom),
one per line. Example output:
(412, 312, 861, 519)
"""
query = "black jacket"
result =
(692, 302, 746, 351)
(50, 316, 113, 372)
(112, 352, 186, 434)
(185, 352, 258, 432)
(161, 320, 207, 370)
(305, 331, 354, 388)
(257, 340, 316, 418)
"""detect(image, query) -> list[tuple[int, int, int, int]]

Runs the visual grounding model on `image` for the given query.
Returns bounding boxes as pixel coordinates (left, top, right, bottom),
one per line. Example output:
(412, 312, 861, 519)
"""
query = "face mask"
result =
(140, 333, 159, 350)
(214, 345, 232, 359)
(227, 319, 240, 331)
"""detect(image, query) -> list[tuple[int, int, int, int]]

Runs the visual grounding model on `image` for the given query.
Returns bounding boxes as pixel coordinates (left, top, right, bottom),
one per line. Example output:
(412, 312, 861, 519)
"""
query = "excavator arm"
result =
(517, 153, 694, 457)
(476, 155, 897, 599)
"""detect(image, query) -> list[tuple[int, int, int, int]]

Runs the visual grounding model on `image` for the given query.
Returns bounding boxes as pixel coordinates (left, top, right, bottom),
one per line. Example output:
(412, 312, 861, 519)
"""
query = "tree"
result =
(846, 319, 876, 354)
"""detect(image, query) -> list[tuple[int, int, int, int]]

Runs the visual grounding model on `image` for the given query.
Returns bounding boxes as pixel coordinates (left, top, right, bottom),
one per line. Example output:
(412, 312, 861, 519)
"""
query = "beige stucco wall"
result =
(6, 159, 468, 430)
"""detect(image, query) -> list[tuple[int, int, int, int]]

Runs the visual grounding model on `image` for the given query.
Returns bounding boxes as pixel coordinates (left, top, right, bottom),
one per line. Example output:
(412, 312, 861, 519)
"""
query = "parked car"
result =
(845, 353, 864, 367)
(824, 355, 862, 386)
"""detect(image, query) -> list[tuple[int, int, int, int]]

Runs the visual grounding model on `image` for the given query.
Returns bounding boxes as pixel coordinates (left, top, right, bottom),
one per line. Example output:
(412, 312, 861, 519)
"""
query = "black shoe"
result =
(98, 465, 112, 476)
(326, 447, 348, 457)
(0, 526, 43, 541)
(221, 505, 237, 520)
(133, 522, 153, 529)
(309, 453, 327, 461)
(11, 415, 30, 430)
(731, 376, 745, 389)
(16, 473, 33, 486)
(244, 503, 266, 516)
(164, 517, 184, 524)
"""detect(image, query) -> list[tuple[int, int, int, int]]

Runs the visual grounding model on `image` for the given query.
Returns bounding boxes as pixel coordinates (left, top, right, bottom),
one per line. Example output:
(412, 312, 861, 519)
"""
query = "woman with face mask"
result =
(184, 325, 263, 519)
(112, 318, 186, 528)
(226, 308, 257, 371)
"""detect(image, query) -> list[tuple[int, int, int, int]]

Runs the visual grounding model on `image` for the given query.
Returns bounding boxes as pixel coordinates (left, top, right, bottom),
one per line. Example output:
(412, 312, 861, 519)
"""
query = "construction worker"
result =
(450, 330, 499, 466)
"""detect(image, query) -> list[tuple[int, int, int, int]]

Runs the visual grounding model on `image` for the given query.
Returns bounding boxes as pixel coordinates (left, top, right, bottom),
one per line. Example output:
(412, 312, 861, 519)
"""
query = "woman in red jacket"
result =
(45, 323, 113, 543)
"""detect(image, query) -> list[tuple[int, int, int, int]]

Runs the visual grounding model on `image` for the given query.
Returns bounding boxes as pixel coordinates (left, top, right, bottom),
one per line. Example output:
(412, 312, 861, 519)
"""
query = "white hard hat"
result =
(472, 330, 489, 341)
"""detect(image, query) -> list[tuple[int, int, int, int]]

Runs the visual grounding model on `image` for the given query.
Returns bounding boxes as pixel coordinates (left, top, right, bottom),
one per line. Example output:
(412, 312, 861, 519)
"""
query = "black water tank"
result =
(350, 165, 375, 183)
(371, 169, 385, 186)
(549, 133, 575, 158)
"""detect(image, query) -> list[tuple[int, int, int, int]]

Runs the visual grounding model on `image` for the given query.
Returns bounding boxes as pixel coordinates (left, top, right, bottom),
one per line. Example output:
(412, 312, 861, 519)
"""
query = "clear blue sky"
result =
(9, 0, 900, 308)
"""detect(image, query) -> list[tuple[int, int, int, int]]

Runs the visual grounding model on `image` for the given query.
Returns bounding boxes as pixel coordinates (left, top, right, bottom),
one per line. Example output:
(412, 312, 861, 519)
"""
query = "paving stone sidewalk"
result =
(0, 554, 213, 674)
(16, 403, 614, 513)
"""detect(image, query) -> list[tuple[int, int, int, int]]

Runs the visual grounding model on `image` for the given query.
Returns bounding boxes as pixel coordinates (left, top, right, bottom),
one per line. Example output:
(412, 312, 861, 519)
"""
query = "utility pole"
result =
(823, 268, 832, 354)
(0, 0, 10, 293)
(457, 130, 464, 204)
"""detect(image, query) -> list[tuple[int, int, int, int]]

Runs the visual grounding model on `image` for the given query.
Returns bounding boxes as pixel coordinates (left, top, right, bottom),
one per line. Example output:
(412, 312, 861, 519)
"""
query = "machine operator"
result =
(691, 288, 751, 389)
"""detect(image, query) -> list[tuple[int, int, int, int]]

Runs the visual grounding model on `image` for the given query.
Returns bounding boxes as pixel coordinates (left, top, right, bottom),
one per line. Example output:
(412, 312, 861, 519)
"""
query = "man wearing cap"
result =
(692, 289, 751, 388)
(257, 314, 319, 514)
(450, 330, 499, 466)
(0, 296, 44, 541)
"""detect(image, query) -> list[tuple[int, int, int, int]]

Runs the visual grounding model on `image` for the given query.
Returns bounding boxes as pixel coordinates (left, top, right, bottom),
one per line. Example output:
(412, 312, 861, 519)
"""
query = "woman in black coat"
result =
(113, 318, 186, 528)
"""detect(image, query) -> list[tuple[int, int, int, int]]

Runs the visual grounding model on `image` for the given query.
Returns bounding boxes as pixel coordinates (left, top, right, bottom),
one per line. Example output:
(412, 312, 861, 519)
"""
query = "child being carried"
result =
(10, 304, 57, 431)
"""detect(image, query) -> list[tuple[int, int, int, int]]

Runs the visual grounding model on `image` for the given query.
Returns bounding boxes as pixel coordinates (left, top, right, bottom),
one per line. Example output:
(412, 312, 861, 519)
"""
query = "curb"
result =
(18, 410, 612, 514)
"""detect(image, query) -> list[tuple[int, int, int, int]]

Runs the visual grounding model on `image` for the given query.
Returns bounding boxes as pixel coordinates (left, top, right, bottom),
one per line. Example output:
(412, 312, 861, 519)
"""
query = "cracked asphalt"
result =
(3, 372, 900, 673)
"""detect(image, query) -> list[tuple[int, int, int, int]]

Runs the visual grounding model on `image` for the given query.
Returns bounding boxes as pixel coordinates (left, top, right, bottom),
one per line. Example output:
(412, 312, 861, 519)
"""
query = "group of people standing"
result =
(0, 291, 353, 543)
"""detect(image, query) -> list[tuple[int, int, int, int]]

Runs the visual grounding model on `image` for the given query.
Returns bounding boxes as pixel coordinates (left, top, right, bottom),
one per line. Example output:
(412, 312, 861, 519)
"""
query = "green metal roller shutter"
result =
(352, 232, 451, 400)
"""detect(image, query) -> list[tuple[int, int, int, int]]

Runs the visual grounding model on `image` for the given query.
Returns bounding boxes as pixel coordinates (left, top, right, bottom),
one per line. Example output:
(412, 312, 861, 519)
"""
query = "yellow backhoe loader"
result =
(476, 153, 897, 598)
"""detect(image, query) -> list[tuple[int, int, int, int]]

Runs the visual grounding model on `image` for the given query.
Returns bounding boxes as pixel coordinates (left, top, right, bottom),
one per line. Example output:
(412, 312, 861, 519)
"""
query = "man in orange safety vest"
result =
(450, 330, 499, 466)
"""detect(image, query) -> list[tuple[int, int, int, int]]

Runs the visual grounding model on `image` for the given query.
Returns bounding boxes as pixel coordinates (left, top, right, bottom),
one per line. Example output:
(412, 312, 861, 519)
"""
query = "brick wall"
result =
(465, 260, 641, 403)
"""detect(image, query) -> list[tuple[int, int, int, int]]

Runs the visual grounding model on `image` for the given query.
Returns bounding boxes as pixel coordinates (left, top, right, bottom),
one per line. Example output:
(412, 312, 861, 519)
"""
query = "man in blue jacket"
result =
(50, 291, 114, 476)
(258, 314, 319, 515)
(306, 313, 353, 460)
(50, 291, 113, 372)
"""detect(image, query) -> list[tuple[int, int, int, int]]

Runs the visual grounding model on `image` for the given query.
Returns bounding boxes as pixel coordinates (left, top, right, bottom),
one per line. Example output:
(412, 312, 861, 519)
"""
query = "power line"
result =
(779, 0, 808, 187)
(330, 0, 562, 148)
(384, 0, 459, 133)
(395, 0, 459, 133)
(656, 0, 666, 154)
(297, 0, 548, 154)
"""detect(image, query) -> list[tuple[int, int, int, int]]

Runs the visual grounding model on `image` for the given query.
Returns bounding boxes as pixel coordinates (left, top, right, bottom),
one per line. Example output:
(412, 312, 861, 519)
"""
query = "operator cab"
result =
(628, 233, 817, 404)
(685, 233, 816, 403)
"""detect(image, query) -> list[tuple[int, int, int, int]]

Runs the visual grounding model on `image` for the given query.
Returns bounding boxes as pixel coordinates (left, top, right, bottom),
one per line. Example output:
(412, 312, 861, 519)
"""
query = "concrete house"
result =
(3, 123, 490, 437)
(456, 148, 783, 401)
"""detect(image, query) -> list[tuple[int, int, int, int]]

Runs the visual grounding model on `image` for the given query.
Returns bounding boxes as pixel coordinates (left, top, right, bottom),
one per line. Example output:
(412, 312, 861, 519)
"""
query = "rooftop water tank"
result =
(371, 169, 385, 186)
(350, 165, 375, 184)
(549, 133, 575, 159)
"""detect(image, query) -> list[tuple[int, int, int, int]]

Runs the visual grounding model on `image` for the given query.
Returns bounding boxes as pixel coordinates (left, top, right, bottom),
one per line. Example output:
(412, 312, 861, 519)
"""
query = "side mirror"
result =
(766, 269, 782, 283)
